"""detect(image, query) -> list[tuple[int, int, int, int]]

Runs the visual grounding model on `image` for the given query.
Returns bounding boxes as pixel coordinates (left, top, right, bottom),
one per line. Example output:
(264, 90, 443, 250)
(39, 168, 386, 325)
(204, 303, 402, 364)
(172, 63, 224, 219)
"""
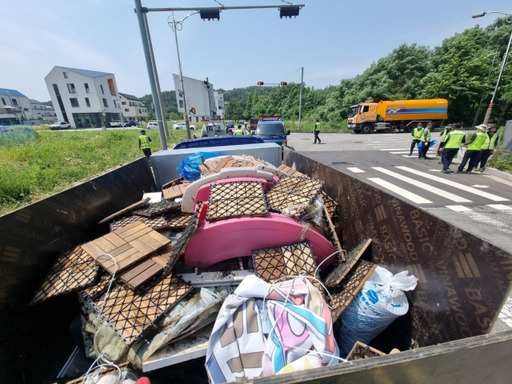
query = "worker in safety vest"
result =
(138, 129, 152, 160)
(234, 125, 244, 135)
(409, 122, 424, 156)
(437, 125, 450, 156)
(418, 122, 433, 159)
(441, 122, 466, 173)
(313, 119, 321, 144)
(476, 121, 499, 172)
(457, 124, 488, 174)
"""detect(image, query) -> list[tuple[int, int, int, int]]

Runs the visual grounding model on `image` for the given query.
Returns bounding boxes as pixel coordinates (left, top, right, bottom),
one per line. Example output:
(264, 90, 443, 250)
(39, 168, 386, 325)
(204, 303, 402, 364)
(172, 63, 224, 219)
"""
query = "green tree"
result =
(422, 26, 491, 123)
(225, 100, 244, 121)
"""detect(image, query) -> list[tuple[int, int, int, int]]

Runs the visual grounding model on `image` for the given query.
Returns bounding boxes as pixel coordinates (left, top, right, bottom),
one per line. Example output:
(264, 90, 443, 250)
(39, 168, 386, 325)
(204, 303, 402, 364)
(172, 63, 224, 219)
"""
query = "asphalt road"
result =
(288, 130, 512, 333)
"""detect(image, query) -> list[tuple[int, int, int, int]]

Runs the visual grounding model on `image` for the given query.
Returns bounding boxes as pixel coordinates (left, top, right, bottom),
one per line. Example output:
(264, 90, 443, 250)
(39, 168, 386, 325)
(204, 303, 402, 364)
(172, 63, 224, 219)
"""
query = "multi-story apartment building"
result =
(45, 66, 123, 128)
(119, 93, 147, 122)
(0, 88, 32, 124)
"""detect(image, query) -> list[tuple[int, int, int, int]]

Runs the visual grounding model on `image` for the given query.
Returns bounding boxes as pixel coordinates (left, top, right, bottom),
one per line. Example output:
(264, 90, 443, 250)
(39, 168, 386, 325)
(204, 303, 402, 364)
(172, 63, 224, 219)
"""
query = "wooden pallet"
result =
(81, 221, 170, 275)
(163, 183, 190, 200)
(266, 175, 324, 218)
(252, 241, 321, 290)
(277, 164, 304, 177)
(32, 246, 99, 304)
(119, 244, 173, 289)
(91, 274, 192, 345)
(206, 181, 269, 220)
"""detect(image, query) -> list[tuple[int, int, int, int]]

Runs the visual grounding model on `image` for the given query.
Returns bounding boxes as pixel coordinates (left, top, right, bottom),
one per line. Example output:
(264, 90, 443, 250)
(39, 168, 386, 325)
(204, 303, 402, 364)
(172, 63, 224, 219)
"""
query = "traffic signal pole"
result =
(134, 1, 305, 149)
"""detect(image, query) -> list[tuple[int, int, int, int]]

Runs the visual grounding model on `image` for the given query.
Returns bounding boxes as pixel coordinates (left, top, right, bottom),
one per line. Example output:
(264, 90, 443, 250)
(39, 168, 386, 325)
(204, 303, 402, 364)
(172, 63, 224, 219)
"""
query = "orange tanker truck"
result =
(347, 98, 448, 134)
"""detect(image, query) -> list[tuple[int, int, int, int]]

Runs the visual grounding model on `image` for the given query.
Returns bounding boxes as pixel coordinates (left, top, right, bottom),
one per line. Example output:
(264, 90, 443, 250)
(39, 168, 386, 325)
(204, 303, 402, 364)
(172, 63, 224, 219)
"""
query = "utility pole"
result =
(298, 67, 304, 131)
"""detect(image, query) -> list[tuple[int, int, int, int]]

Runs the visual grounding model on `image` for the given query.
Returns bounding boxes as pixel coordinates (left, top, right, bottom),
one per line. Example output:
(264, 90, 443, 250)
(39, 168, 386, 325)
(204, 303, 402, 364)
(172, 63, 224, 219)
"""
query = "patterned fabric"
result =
(205, 275, 339, 383)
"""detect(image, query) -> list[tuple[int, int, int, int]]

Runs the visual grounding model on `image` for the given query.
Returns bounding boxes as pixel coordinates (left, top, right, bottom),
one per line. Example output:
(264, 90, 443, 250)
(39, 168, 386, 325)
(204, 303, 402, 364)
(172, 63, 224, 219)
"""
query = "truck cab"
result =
(348, 102, 378, 133)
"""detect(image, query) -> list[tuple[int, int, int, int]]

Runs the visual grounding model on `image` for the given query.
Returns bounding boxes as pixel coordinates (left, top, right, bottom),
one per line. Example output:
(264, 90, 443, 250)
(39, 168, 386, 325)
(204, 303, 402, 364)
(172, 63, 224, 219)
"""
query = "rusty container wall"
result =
(284, 148, 512, 347)
(0, 158, 156, 382)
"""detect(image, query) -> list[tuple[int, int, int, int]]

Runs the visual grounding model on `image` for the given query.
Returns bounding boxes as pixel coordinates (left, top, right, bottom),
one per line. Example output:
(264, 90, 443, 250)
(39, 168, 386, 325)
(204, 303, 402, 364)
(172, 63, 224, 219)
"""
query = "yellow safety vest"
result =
(467, 132, 487, 151)
(413, 127, 424, 140)
(481, 132, 498, 150)
(234, 129, 244, 135)
(443, 130, 465, 149)
(139, 135, 150, 149)
(421, 129, 431, 142)
(315, 122, 321, 132)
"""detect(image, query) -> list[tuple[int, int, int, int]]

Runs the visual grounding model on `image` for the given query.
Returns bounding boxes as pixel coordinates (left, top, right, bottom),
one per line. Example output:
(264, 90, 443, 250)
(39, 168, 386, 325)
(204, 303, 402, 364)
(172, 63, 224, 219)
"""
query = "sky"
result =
(1, 0, 511, 102)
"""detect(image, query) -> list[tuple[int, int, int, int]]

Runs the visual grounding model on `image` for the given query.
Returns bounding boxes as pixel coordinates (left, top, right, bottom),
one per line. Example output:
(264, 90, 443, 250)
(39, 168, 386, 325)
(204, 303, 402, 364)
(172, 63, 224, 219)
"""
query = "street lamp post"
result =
(168, 12, 198, 140)
(472, 11, 512, 125)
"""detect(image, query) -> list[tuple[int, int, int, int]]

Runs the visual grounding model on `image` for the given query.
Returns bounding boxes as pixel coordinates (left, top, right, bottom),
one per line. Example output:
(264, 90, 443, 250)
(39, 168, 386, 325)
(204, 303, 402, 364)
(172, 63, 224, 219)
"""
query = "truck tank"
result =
(0, 149, 511, 383)
(378, 98, 448, 122)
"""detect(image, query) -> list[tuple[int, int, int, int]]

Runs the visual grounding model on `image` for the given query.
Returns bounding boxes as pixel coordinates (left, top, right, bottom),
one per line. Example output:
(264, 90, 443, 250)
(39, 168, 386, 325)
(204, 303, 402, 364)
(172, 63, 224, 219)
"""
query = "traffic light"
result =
(257, 81, 264, 86)
(280, 82, 287, 86)
(280, 6, 300, 18)
(200, 9, 220, 20)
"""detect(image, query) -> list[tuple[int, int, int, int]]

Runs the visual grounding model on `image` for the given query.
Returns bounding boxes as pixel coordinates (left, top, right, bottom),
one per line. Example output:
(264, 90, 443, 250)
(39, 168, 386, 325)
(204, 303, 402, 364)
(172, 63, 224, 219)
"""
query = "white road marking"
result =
(391, 151, 410, 154)
(471, 185, 490, 189)
(487, 204, 512, 211)
(396, 166, 510, 202)
(347, 167, 365, 173)
(373, 167, 471, 203)
(367, 177, 432, 204)
(446, 205, 472, 212)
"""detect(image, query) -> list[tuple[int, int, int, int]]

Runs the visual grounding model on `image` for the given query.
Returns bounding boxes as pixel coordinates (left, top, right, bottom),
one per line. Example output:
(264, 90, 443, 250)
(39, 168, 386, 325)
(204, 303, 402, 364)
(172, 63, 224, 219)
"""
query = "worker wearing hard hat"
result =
(457, 124, 488, 174)
(441, 122, 466, 173)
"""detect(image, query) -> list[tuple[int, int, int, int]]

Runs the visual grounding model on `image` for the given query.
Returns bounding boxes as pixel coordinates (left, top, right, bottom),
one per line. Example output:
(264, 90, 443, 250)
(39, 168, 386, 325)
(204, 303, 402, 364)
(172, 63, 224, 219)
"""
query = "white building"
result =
(0, 88, 32, 124)
(29, 99, 57, 123)
(119, 93, 147, 122)
(45, 66, 123, 128)
(214, 91, 225, 119)
(172, 74, 217, 123)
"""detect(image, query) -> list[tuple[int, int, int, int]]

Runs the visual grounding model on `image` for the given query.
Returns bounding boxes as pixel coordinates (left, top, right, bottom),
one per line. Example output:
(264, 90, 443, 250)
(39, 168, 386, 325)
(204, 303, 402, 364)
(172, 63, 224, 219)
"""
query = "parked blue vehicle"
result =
(255, 116, 290, 145)
(173, 135, 264, 149)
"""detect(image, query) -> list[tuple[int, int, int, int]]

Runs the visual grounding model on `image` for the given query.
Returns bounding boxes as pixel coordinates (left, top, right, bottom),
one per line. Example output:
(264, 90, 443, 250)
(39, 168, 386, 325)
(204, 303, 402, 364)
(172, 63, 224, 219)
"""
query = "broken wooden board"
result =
(133, 200, 180, 217)
(346, 341, 386, 361)
(98, 197, 150, 225)
(81, 221, 170, 274)
(329, 260, 377, 322)
(323, 205, 345, 263)
(110, 214, 168, 231)
(164, 211, 195, 229)
(32, 246, 99, 304)
(324, 238, 372, 288)
(277, 164, 304, 177)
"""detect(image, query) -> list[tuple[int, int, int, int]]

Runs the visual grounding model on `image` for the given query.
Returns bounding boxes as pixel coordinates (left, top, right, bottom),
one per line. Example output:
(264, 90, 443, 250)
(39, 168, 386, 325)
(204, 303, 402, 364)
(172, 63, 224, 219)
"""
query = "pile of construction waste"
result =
(32, 154, 417, 383)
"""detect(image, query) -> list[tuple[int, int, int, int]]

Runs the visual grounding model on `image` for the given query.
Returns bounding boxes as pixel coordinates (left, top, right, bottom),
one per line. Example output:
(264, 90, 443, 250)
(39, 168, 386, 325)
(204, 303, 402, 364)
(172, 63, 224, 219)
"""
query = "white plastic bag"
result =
(337, 266, 418, 356)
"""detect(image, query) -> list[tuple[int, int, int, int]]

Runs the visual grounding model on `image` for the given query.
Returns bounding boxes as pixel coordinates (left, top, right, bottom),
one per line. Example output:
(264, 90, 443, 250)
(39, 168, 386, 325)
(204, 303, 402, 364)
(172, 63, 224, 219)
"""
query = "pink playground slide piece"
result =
(184, 213, 337, 268)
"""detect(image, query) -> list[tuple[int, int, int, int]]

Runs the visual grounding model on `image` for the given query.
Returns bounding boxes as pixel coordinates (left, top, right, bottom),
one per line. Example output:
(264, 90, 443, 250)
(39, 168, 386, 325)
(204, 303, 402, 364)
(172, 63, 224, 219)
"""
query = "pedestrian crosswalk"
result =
(346, 165, 510, 209)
